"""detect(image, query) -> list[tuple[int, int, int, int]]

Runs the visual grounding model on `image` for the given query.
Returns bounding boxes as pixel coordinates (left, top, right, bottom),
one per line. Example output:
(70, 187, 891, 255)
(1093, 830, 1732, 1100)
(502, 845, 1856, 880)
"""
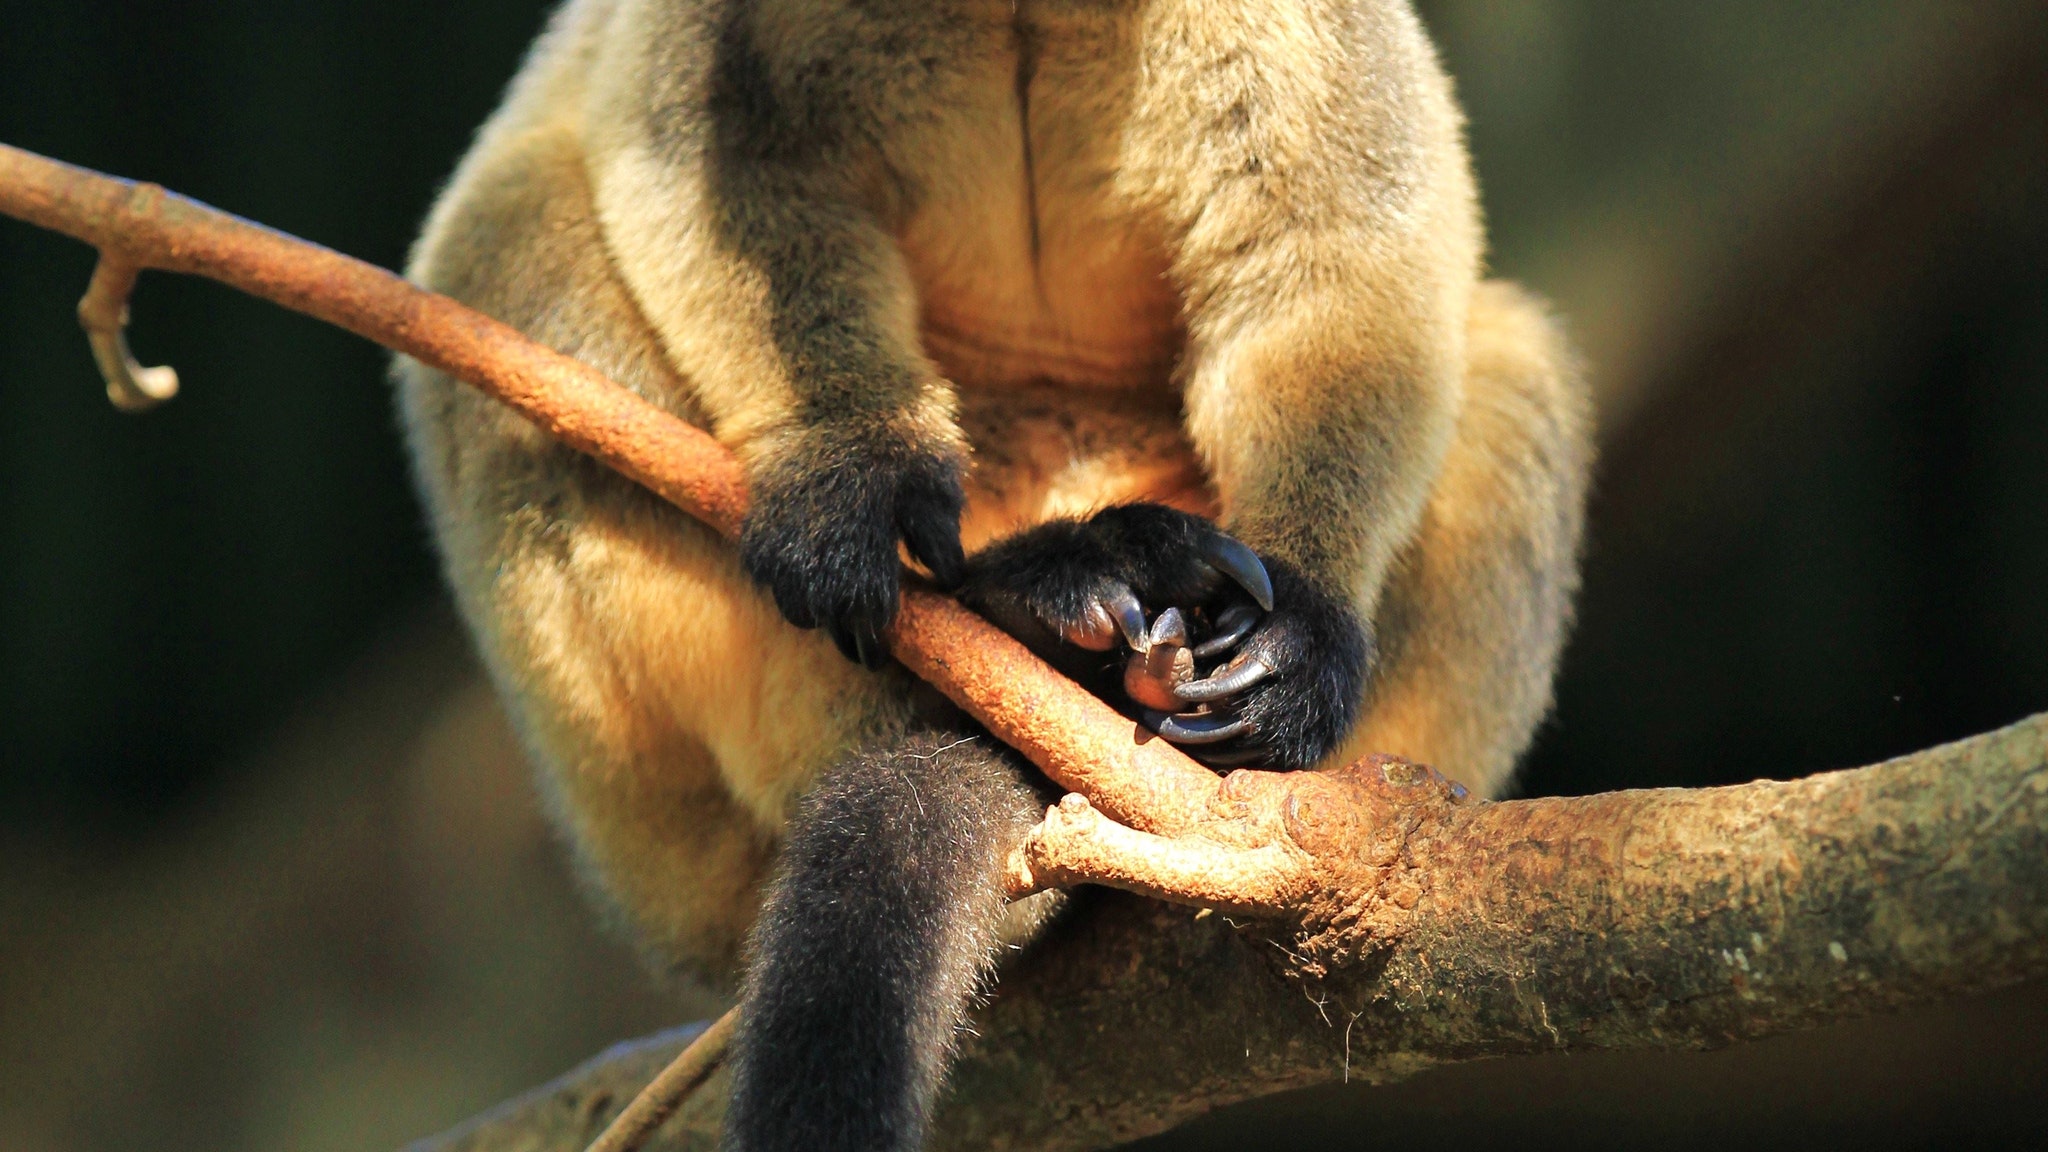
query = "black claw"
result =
(827, 622, 857, 665)
(1106, 586, 1148, 650)
(775, 589, 818, 631)
(1173, 656, 1273, 704)
(828, 619, 885, 670)
(1192, 602, 1263, 659)
(1147, 607, 1190, 650)
(903, 512, 966, 589)
(1199, 533, 1274, 612)
(1143, 709, 1253, 745)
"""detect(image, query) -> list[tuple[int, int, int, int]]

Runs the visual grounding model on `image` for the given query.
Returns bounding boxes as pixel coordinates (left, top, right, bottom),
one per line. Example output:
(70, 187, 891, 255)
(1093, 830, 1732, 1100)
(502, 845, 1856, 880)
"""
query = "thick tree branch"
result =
(4, 144, 2044, 1152)
(942, 718, 2048, 1149)
(416, 716, 2048, 1151)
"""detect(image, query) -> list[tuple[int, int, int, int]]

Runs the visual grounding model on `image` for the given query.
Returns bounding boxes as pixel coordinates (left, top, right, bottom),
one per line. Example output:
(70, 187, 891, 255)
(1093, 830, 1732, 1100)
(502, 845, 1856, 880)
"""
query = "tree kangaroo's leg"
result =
(1343, 281, 1595, 797)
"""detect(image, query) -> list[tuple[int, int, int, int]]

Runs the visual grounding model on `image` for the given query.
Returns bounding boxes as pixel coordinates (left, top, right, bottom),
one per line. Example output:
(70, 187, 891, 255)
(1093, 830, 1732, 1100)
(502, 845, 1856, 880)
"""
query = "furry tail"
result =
(721, 733, 1049, 1152)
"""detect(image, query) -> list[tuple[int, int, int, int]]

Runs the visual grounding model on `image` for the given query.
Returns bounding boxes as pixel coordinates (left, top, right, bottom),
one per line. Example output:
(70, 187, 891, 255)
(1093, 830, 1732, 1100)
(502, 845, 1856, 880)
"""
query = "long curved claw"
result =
(1063, 583, 1148, 652)
(1109, 587, 1149, 649)
(1147, 607, 1190, 650)
(1142, 709, 1253, 745)
(1192, 602, 1262, 659)
(827, 619, 884, 670)
(1173, 655, 1273, 704)
(1198, 533, 1274, 612)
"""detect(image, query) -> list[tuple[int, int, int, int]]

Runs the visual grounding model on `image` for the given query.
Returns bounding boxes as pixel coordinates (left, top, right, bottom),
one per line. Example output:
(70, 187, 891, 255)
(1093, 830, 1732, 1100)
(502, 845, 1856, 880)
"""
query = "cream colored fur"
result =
(397, 0, 1591, 986)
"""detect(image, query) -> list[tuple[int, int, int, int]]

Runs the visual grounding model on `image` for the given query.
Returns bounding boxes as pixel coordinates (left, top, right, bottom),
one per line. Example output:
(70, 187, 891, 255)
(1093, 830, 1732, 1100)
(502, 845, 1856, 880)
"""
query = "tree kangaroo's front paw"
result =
(1139, 561, 1371, 770)
(961, 504, 1367, 771)
(958, 503, 1270, 659)
(740, 441, 964, 669)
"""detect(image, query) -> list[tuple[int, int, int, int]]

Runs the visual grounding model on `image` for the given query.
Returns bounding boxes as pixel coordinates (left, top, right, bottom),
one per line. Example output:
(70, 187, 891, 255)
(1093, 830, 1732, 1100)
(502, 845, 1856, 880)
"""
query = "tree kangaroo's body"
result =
(398, 1, 1591, 1148)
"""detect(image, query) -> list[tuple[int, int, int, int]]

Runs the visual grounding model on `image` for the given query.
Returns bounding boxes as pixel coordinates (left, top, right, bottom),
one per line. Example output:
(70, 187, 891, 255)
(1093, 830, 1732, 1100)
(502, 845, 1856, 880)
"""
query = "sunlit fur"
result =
(397, 0, 1591, 1147)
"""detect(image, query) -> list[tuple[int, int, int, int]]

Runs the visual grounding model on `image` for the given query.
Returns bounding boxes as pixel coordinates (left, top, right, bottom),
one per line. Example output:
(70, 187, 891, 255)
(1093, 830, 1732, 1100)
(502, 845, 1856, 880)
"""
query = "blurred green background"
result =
(2, 2, 2044, 1150)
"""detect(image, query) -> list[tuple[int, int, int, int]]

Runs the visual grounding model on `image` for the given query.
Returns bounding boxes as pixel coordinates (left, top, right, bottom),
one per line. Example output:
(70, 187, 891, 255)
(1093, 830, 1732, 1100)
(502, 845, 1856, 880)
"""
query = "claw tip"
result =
(1201, 533, 1275, 612)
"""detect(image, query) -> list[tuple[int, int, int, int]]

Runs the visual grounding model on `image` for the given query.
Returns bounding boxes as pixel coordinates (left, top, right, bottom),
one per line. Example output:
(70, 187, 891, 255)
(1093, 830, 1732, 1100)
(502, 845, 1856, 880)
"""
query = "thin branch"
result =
(78, 253, 178, 411)
(582, 1008, 736, 1152)
(0, 141, 1218, 833)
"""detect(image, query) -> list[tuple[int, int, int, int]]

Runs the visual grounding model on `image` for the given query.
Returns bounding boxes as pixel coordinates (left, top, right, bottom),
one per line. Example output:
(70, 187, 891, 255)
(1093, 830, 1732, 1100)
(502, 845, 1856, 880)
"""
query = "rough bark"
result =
(414, 715, 2048, 1152)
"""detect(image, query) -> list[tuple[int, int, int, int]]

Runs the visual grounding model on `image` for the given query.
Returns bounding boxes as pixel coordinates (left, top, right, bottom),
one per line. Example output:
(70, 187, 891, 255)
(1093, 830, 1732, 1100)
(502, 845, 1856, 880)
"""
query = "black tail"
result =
(721, 733, 1048, 1152)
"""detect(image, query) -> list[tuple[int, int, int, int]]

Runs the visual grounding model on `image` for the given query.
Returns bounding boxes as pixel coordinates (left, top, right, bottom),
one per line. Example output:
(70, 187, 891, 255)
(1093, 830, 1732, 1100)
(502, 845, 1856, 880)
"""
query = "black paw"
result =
(959, 504, 1368, 770)
(740, 439, 964, 669)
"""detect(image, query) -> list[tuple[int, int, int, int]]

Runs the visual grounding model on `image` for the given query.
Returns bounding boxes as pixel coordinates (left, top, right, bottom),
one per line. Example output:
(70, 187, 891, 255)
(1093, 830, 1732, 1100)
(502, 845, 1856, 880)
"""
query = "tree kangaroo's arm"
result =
(1132, 0, 1484, 769)
(584, 8, 969, 664)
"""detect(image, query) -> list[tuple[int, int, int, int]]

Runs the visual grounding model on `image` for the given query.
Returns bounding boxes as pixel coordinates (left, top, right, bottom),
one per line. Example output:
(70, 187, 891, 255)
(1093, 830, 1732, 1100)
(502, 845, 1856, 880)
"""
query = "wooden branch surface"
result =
(417, 715, 2048, 1151)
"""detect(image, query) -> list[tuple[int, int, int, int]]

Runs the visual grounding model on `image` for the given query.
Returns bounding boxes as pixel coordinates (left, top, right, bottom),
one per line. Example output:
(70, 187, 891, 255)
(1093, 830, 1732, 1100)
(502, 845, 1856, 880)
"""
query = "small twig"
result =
(582, 1008, 736, 1152)
(77, 254, 177, 411)
(0, 143, 751, 535)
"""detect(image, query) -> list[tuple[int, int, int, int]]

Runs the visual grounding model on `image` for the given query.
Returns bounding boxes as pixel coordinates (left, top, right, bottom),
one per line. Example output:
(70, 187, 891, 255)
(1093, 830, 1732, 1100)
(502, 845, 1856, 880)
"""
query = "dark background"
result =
(2, 2, 2045, 1150)
(0, 1, 541, 835)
